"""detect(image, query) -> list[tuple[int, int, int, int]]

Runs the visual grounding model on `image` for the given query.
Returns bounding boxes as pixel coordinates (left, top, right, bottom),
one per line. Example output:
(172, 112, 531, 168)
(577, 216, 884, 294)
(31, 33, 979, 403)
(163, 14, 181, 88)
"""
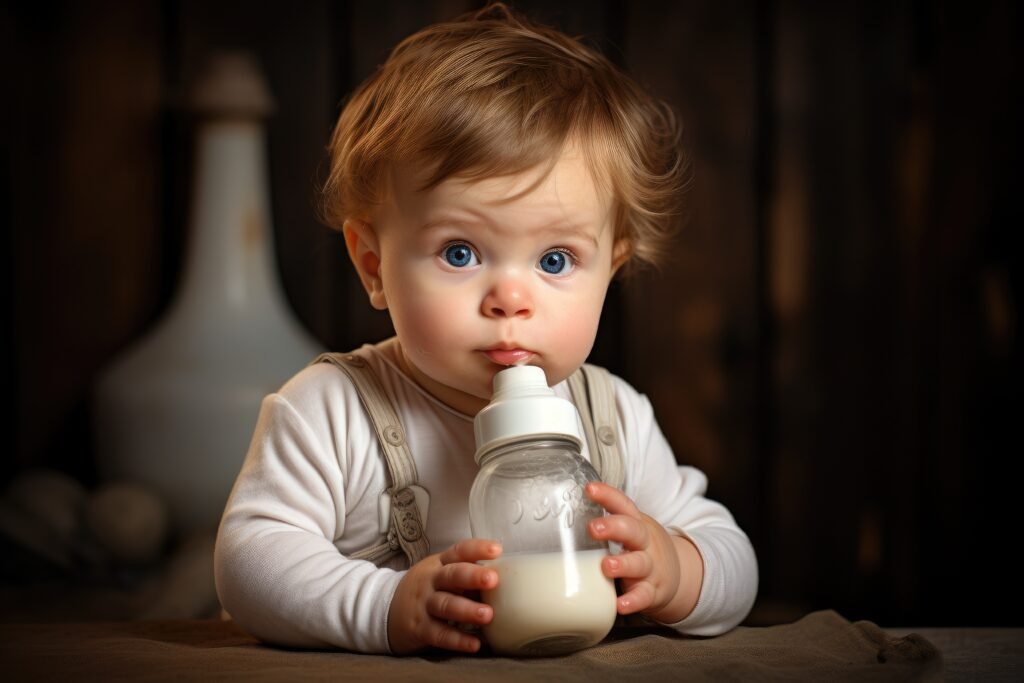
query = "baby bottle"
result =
(469, 365, 617, 656)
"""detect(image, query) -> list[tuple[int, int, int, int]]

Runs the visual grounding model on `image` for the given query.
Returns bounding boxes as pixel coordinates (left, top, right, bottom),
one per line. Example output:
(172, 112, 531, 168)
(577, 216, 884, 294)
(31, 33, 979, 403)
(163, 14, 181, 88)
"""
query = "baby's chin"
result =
(422, 357, 571, 409)
(415, 370, 494, 414)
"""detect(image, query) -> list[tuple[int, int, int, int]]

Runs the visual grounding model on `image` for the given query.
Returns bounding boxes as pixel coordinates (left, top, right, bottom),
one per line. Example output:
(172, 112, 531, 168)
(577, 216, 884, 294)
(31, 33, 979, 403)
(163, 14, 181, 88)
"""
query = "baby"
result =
(214, 3, 757, 655)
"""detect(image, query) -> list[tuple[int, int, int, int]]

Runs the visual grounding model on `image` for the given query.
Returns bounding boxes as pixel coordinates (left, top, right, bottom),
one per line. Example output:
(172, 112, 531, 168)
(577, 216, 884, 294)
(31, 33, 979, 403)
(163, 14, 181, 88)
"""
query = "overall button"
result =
(392, 488, 423, 542)
(384, 425, 406, 447)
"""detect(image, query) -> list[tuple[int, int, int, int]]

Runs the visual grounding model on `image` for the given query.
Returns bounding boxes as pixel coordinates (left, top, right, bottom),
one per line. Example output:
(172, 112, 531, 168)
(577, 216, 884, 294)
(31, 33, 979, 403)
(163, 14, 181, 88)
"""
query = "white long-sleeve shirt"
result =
(214, 339, 757, 653)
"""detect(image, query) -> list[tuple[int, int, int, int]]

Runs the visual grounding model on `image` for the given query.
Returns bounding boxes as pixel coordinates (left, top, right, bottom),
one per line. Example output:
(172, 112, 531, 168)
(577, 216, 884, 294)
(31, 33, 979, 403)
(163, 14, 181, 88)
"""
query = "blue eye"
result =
(539, 249, 574, 275)
(443, 243, 478, 268)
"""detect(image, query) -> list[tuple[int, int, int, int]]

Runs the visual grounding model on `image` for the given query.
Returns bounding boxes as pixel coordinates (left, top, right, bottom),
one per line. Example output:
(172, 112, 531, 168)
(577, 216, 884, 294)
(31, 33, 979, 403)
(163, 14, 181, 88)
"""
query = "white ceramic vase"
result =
(93, 53, 323, 532)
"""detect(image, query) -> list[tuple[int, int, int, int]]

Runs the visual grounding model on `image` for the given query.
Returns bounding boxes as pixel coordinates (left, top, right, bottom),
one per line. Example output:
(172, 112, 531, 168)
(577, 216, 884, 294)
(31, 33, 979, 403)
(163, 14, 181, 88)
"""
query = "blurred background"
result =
(2, 0, 1021, 627)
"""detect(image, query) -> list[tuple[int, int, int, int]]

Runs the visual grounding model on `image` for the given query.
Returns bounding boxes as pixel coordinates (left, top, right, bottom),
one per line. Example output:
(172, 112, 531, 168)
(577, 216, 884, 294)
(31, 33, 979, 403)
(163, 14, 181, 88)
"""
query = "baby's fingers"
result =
(435, 561, 499, 593)
(420, 618, 483, 653)
(427, 591, 494, 626)
(586, 482, 642, 518)
(602, 551, 654, 580)
(590, 514, 650, 551)
(439, 539, 502, 565)
(617, 581, 656, 615)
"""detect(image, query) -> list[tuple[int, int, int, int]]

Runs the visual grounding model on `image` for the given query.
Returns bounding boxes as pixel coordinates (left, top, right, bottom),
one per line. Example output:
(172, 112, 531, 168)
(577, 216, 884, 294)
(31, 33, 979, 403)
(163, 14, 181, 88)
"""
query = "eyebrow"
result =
(541, 224, 600, 248)
(419, 215, 600, 248)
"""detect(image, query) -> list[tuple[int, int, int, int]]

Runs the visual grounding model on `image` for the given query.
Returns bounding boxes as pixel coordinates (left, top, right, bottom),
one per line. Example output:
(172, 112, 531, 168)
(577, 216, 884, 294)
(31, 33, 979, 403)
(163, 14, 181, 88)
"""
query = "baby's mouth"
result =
(482, 348, 534, 366)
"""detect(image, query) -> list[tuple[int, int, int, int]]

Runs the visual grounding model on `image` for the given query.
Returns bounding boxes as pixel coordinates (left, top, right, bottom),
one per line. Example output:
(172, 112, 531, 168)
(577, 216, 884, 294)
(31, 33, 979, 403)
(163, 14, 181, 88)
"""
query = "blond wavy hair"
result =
(321, 3, 688, 270)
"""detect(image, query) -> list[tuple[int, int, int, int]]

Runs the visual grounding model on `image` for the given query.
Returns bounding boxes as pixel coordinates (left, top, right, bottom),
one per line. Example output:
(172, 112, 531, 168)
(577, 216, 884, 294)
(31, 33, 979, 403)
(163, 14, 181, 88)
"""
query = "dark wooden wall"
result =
(3, 0, 1021, 627)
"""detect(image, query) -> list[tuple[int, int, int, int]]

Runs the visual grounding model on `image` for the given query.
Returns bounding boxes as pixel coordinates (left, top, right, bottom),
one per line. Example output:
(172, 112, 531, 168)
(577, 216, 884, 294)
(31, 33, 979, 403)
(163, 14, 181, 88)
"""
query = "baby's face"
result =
(369, 150, 622, 415)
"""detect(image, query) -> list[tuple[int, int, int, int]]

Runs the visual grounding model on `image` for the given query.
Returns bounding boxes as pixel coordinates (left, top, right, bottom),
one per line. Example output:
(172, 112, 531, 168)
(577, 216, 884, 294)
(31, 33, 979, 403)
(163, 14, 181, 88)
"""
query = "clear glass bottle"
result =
(469, 365, 617, 656)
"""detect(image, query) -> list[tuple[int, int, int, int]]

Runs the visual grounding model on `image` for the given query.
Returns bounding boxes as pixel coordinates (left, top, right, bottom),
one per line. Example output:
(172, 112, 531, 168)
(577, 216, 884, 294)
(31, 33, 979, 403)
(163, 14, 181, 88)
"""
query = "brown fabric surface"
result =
(0, 610, 941, 682)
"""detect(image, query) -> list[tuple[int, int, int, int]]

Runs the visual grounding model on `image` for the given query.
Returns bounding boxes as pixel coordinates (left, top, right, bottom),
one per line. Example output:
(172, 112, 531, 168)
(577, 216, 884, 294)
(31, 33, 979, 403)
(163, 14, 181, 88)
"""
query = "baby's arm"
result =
(215, 377, 507, 654)
(602, 379, 759, 635)
(214, 392, 398, 652)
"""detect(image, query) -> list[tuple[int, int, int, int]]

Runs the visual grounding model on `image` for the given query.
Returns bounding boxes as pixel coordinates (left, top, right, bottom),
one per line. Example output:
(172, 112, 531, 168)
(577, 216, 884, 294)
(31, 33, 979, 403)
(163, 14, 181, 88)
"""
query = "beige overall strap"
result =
(567, 364, 626, 490)
(313, 352, 430, 567)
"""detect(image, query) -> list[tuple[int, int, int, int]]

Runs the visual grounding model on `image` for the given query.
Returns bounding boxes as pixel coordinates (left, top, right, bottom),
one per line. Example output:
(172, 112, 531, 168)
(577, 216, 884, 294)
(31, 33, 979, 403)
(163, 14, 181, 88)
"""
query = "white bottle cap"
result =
(473, 365, 583, 463)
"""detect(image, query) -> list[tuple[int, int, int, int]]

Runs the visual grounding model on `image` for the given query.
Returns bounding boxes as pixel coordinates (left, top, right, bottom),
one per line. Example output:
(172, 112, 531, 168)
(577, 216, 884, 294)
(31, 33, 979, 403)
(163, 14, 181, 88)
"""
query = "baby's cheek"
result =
(544, 309, 602, 379)
(394, 292, 464, 349)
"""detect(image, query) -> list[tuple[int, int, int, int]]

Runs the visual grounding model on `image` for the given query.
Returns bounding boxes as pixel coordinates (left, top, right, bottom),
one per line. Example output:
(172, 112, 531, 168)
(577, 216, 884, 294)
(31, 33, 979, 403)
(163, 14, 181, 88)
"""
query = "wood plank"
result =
(621, 0, 760, 537)
(7, 1, 163, 482)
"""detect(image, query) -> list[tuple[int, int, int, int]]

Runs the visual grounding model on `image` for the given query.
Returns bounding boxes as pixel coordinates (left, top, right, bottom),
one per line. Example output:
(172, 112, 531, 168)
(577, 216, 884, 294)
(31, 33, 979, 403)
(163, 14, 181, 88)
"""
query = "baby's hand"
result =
(387, 539, 501, 654)
(586, 482, 699, 624)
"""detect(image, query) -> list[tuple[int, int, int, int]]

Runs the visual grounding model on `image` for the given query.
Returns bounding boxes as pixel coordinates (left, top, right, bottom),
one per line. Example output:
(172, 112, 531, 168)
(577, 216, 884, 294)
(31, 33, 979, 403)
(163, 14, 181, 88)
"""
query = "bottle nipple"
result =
(491, 365, 551, 401)
(473, 366, 583, 462)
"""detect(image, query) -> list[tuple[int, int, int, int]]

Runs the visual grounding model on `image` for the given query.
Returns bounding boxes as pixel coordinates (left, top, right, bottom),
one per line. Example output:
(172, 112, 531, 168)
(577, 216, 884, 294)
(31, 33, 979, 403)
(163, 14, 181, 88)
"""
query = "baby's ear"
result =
(343, 219, 388, 310)
(610, 238, 632, 276)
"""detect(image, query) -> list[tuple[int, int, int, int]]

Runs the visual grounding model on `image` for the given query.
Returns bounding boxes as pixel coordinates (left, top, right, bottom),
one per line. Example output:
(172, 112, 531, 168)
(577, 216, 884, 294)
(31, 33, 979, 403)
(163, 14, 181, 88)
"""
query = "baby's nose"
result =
(482, 277, 533, 318)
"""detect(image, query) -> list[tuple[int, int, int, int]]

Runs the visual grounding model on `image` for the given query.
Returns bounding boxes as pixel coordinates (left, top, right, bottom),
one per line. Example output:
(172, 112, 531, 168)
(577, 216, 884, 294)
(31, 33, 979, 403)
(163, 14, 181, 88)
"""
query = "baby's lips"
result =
(483, 348, 534, 365)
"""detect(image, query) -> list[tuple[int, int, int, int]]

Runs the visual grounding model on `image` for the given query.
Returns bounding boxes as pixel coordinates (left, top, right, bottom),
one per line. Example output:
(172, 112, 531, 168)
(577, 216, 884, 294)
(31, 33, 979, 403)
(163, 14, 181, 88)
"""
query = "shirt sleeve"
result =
(616, 378, 759, 636)
(214, 375, 402, 654)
